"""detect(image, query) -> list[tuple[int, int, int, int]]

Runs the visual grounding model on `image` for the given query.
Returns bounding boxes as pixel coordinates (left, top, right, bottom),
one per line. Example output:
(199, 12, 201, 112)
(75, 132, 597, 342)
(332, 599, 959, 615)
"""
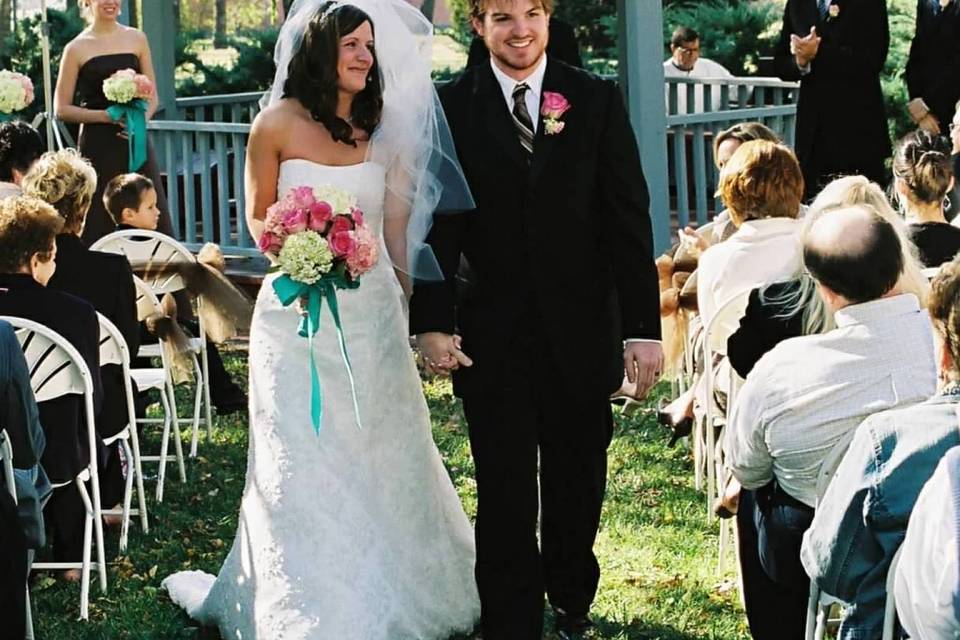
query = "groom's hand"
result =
(623, 341, 664, 400)
(415, 332, 473, 376)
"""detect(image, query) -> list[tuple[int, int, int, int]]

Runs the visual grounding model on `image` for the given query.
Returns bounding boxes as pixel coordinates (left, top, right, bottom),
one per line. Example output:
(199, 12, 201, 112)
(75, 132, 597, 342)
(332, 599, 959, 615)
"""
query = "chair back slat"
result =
(96, 313, 129, 368)
(132, 276, 164, 322)
(0, 318, 88, 402)
(91, 230, 196, 295)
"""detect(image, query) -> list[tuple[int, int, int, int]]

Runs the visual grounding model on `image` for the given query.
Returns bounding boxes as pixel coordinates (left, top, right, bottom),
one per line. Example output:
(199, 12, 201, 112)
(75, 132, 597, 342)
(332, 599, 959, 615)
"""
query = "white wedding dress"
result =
(163, 159, 480, 639)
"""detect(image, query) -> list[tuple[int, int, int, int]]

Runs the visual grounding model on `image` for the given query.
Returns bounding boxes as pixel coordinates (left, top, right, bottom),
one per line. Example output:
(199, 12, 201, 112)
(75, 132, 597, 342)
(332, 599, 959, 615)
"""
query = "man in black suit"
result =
(774, 0, 891, 198)
(410, 1, 662, 638)
(906, 0, 960, 135)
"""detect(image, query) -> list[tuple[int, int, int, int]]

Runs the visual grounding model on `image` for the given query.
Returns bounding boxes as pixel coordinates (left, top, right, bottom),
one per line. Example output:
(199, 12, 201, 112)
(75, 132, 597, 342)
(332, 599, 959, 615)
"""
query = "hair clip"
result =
(318, 1, 342, 25)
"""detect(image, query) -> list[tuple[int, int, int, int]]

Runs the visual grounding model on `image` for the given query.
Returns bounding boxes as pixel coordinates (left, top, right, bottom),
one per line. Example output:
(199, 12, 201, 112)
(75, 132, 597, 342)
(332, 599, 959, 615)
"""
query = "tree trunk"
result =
(214, 0, 227, 47)
(173, 0, 181, 36)
(420, 0, 436, 23)
(0, 0, 11, 58)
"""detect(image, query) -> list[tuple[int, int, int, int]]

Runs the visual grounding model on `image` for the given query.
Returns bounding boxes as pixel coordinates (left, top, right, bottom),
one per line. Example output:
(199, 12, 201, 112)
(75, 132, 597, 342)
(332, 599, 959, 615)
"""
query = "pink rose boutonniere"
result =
(541, 91, 571, 136)
(827, 3, 840, 19)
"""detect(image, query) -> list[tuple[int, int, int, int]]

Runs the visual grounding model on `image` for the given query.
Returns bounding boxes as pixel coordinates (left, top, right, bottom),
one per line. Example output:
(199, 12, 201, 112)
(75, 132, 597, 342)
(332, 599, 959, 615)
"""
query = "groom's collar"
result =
(489, 54, 548, 110)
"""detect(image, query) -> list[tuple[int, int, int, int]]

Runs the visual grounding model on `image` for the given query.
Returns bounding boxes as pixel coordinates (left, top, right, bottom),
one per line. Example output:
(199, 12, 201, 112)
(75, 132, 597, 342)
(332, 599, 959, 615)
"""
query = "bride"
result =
(162, 1, 480, 637)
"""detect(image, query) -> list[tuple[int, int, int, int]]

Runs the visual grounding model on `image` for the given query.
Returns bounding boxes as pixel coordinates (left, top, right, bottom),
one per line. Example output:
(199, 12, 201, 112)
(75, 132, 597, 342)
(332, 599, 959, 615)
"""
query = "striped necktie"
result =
(512, 83, 535, 156)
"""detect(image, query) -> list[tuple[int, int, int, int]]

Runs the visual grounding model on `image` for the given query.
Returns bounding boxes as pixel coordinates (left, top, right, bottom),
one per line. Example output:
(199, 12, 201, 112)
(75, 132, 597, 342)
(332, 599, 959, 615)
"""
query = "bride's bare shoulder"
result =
(253, 99, 324, 135)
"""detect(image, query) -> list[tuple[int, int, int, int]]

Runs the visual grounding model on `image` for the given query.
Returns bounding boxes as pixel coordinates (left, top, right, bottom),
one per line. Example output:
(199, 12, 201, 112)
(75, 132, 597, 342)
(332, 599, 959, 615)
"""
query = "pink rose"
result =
(281, 208, 308, 234)
(134, 74, 155, 99)
(308, 201, 333, 231)
(258, 231, 282, 254)
(263, 202, 287, 237)
(346, 227, 379, 277)
(351, 207, 364, 226)
(541, 91, 571, 119)
(331, 215, 353, 234)
(329, 230, 357, 257)
(21, 76, 34, 105)
(289, 186, 316, 210)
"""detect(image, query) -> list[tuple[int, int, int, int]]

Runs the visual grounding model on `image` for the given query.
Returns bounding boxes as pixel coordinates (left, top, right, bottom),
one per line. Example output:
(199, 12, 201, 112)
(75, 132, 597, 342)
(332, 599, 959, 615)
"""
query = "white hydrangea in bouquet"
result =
(260, 184, 379, 434)
(102, 68, 155, 171)
(0, 71, 34, 119)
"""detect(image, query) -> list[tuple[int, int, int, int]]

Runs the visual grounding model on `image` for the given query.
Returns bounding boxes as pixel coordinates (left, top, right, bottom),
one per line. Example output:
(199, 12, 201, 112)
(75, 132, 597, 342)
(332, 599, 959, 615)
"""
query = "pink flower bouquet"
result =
(260, 184, 379, 434)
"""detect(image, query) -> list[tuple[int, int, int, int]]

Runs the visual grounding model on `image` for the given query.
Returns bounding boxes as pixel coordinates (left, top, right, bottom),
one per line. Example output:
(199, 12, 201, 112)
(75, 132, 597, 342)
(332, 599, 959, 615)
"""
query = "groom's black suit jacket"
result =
(410, 59, 660, 400)
(774, 0, 890, 194)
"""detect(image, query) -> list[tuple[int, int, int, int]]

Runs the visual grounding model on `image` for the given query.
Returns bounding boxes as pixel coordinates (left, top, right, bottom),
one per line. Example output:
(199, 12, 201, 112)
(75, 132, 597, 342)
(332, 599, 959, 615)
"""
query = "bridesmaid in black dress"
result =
(54, 0, 174, 245)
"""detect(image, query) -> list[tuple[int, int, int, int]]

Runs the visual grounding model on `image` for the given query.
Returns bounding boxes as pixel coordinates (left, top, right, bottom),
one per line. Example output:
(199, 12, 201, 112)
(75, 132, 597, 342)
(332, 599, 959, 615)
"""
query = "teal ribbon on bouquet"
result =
(0, 113, 11, 122)
(106, 98, 148, 172)
(272, 273, 363, 435)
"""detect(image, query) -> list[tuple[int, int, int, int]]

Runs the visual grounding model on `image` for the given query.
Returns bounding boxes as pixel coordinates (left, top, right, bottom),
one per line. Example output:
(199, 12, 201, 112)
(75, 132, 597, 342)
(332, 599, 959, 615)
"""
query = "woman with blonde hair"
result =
(22, 148, 138, 531)
(54, 0, 174, 244)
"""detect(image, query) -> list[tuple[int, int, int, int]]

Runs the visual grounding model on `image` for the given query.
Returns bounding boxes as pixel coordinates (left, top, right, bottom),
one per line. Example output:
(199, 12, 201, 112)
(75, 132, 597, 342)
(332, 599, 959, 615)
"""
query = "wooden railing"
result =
(665, 76, 799, 229)
(115, 80, 799, 265)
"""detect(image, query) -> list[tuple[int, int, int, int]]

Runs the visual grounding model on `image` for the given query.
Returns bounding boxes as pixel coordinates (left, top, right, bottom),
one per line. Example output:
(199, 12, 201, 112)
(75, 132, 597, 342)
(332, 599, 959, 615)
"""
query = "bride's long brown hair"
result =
(282, 2, 384, 147)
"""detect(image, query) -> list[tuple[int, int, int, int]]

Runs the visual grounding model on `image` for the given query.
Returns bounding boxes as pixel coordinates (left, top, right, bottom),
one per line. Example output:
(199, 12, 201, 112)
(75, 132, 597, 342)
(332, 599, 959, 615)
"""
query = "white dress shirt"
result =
(726, 293, 937, 507)
(895, 447, 960, 640)
(490, 54, 548, 134)
(696, 217, 803, 354)
(663, 57, 735, 114)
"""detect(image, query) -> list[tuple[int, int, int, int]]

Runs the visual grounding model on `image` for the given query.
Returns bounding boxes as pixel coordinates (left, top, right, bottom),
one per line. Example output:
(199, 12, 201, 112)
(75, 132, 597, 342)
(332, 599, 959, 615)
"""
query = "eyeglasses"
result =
(677, 46, 700, 55)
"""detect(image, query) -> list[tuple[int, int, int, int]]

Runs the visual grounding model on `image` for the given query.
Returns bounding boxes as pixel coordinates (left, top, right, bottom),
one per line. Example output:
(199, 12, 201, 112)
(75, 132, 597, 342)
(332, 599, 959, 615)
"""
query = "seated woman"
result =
(892, 129, 960, 268)
(22, 149, 138, 521)
(657, 140, 804, 440)
(0, 196, 102, 580)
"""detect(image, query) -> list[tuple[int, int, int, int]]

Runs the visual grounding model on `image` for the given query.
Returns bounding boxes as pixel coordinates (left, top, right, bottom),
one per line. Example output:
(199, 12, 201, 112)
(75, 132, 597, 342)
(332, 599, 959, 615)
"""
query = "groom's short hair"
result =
(470, 0, 554, 19)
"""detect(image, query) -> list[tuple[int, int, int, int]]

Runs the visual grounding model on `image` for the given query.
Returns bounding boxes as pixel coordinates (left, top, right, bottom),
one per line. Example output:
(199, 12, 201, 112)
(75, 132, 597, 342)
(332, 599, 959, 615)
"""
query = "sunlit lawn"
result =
(32, 350, 747, 639)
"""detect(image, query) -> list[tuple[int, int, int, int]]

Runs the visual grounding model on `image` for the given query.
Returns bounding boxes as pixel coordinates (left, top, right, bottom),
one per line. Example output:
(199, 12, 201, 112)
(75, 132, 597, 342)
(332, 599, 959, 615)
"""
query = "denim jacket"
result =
(800, 391, 960, 640)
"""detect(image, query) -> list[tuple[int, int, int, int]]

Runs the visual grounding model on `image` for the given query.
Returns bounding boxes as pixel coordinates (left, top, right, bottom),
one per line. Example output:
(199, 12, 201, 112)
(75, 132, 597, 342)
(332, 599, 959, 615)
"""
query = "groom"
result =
(411, 0, 662, 638)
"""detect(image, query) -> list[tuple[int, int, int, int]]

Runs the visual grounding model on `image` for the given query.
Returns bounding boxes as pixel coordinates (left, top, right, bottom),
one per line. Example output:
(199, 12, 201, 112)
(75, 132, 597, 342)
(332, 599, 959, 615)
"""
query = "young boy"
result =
(103, 173, 247, 415)
(102, 173, 161, 231)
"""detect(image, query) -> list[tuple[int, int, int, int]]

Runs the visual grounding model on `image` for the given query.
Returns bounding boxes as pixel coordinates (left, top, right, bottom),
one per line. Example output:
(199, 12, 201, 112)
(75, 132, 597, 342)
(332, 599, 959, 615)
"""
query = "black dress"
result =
(74, 53, 174, 245)
(908, 221, 960, 268)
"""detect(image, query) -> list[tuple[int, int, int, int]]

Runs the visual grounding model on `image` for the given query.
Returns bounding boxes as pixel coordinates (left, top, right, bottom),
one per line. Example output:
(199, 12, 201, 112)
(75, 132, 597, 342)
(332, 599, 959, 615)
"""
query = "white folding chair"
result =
(95, 313, 149, 550)
(129, 276, 186, 502)
(700, 293, 748, 524)
(0, 316, 107, 621)
(881, 545, 904, 640)
(91, 230, 213, 457)
(1, 429, 34, 639)
(804, 428, 858, 640)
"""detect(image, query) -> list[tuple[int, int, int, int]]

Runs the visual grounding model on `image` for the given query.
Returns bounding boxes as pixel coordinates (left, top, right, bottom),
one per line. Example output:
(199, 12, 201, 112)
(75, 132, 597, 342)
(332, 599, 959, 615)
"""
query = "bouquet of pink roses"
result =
(260, 184, 379, 433)
(102, 68, 155, 172)
(0, 70, 34, 119)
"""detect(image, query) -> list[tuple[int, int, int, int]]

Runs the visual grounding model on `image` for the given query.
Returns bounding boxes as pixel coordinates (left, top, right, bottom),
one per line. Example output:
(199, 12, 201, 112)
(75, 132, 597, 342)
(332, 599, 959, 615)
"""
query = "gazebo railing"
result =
(174, 91, 264, 124)
(665, 76, 799, 229)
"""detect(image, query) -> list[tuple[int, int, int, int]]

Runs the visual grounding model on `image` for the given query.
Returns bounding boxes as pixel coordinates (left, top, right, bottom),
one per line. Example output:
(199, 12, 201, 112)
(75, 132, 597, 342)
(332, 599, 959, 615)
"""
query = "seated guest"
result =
(892, 129, 960, 268)
(0, 121, 43, 200)
(801, 255, 960, 640)
(728, 176, 930, 379)
(0, 319, 49, 637)
(895, 446, 960, 640)
(0, 196, 102, 579)
(663, 26, 735, 114)
(697, 140, 804, 354)
(104, 173, 247, 414)
(726, 205, 938, 640)
(22, 149, 138, 520)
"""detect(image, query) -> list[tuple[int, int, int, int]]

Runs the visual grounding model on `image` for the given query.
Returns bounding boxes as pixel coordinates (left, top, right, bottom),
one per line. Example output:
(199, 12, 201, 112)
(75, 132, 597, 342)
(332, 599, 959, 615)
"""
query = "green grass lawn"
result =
(32, 351, 748, 639)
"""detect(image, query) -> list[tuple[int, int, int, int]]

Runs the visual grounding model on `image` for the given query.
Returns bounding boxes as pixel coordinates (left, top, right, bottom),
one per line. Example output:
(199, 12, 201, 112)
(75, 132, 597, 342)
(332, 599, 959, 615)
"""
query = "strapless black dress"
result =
(75, 53, 174, 245)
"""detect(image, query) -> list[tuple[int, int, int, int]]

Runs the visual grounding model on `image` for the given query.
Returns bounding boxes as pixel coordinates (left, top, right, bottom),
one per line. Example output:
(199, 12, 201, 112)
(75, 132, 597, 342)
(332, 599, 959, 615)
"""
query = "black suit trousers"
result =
(460, 318, 613, 640)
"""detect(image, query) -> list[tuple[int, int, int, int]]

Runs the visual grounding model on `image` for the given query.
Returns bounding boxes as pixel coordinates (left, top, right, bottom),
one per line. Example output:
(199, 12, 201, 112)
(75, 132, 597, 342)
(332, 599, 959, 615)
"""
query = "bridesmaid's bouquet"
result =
(0, 70, 34, 120)
(260, 184, 379, 434)
(102, 68, 155, 172)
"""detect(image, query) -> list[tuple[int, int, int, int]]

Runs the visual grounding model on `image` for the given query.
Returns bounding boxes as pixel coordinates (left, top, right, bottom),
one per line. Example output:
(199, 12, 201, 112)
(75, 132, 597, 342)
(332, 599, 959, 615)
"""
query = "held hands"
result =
(416, 332, 473, 376)
(908, 99, 941, 135)
(623, 341, 664, 400)
(790, 27, 821, 68)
